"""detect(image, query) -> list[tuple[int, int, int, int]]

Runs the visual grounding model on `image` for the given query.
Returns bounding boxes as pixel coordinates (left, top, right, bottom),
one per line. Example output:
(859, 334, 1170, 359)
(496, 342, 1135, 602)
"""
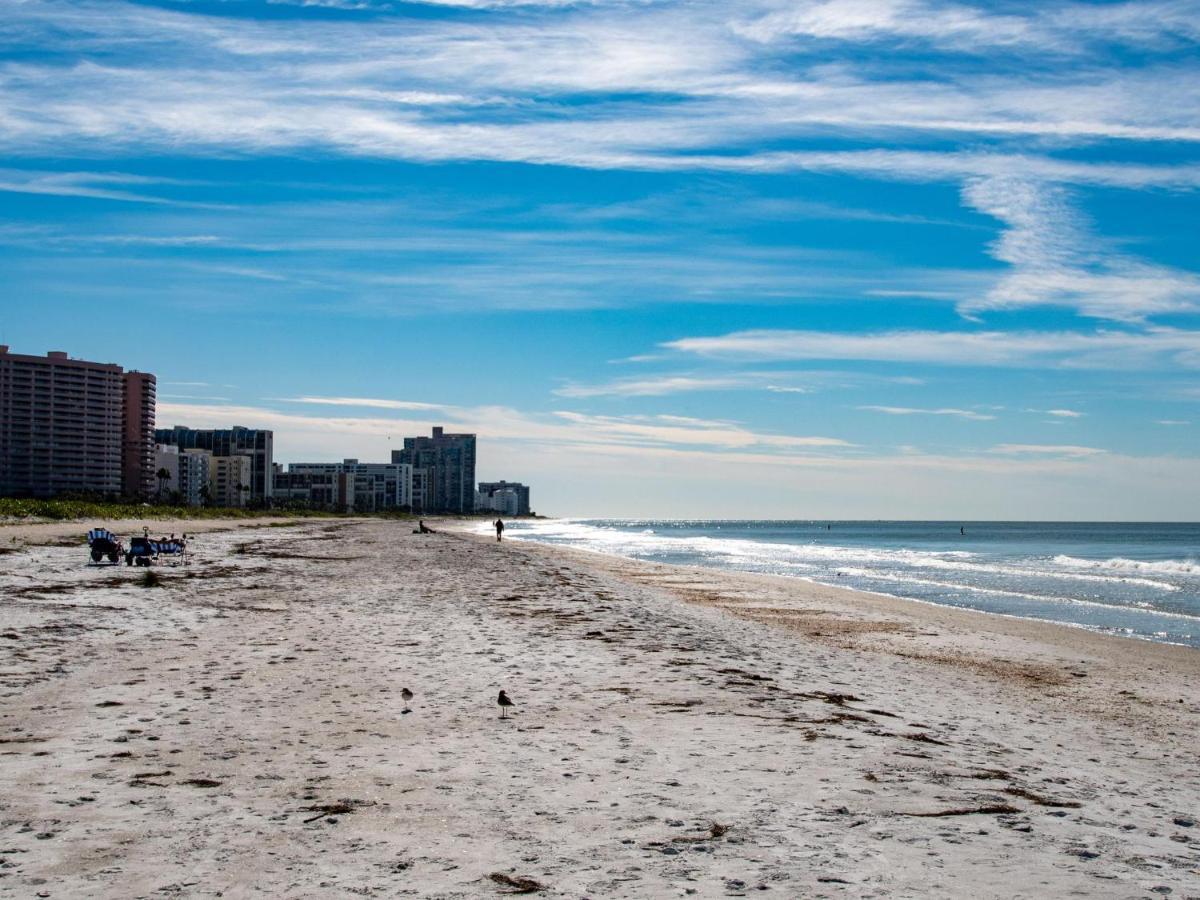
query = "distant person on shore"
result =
(494, 518, 505, 542)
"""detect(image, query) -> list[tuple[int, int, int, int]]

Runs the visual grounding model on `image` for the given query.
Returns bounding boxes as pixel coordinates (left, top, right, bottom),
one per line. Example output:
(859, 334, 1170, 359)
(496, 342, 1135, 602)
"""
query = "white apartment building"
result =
(282, 459, 413, 512)
(154, 443, 213, 506)
(476, 486, 520, 516)
(179, 449, 211, 507)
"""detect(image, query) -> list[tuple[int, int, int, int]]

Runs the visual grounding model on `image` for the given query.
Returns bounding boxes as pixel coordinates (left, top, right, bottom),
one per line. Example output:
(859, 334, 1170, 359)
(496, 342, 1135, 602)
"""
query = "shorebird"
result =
(497, 690, 514, 718)
(401, 687, 413, 714)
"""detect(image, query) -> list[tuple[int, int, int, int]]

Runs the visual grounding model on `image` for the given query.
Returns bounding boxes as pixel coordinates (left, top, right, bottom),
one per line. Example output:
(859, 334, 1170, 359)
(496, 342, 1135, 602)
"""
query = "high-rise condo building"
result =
(392, 426, 476, 513)
(0, 346, 156, 498)
(155, 425, 274, 503)
(122, 371, 157, 498)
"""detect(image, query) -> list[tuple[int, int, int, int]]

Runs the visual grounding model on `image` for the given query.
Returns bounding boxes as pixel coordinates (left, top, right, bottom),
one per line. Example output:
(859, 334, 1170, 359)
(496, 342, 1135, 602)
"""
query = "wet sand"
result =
(1, 518, 1197, 898)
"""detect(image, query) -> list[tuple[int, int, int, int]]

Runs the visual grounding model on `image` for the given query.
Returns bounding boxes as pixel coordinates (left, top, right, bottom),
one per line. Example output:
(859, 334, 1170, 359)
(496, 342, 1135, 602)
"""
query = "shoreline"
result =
(467, 519, 1200, 653)
(2, 518, 1197, 897)
(452, 526, 1200, 734)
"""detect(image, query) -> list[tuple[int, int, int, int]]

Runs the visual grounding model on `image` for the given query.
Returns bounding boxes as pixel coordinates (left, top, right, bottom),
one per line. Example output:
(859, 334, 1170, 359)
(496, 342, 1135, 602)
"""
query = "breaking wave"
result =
(1053, 555, 1200, 577)
(491, 518, 1200, 648)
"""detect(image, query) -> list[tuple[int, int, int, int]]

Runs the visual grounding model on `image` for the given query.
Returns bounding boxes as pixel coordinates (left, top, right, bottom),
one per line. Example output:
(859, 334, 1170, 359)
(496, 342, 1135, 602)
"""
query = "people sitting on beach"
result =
(413, 520, 436, 535)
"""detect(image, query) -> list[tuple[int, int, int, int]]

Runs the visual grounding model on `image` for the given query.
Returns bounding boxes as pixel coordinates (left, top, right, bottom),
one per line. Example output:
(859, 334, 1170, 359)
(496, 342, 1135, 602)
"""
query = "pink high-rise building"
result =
(0, 347, 156, 498)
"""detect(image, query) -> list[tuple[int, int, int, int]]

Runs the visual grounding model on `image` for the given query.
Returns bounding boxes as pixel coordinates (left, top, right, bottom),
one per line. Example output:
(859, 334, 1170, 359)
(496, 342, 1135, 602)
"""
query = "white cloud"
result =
(989, 443, 1107, 457)
(279, 395, 449, 411)
(553, 374, 764, 397)
(1044, 408, 1083, 418)
(858, 405, 995, 420)
(664, 327, 1200, 368)
(150, 398, 1087, 468)
(162, 396, 853, 457)
(550, 410, 852, 449)
(1156, 419, 1191, 425)
(733, 0, 1200, 51)
(0, 168, 189, 205)
(553, 372, 823, 397)
(2, 1, 1200, 179)
(733, 0, 1034, 47)
(956, 176, 1200, 321)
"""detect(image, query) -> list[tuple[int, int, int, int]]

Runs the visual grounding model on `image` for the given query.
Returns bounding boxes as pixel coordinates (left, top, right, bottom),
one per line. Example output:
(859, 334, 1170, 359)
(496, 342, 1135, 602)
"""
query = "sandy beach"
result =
(1, 517, 1198, 898)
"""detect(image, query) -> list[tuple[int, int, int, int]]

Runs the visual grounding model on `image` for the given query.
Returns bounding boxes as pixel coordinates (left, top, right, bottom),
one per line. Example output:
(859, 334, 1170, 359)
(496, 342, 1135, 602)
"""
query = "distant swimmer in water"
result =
(960, 526, 965, 535)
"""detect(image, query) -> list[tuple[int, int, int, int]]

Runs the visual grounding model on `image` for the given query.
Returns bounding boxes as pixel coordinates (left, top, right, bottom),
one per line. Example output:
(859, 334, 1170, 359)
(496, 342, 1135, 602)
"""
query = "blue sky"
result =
(2, 0, 1199, 518)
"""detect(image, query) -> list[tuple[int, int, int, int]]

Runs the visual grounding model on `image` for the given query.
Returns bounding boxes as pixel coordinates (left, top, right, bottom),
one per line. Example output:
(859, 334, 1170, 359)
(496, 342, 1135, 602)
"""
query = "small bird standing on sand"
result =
(497, 690, 515, 718)
(401, 687, 414, 714)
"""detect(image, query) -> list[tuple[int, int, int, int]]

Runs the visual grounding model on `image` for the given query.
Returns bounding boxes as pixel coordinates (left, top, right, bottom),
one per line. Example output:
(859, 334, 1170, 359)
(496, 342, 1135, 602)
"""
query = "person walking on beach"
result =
(494, 518, 505, 542)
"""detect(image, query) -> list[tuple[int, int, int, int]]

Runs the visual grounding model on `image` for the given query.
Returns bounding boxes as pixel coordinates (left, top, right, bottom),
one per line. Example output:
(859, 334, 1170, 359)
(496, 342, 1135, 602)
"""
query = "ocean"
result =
(493, 519, 1200, 649)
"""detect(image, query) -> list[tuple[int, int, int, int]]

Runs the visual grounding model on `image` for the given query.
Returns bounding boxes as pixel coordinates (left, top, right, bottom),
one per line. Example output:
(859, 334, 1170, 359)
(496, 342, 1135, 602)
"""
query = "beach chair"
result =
(87, 528, 124, 564)
(125, 536, 157, 567)
(125, 535, 188, 567)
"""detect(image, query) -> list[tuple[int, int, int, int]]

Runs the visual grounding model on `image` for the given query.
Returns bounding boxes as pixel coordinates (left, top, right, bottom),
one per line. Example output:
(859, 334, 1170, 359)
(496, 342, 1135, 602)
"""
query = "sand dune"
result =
(1, 519, 1197, 897)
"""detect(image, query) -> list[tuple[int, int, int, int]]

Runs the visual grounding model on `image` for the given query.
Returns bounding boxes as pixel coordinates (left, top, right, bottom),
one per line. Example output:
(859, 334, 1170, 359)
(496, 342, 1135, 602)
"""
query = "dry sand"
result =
(1, 517, 1197, 898)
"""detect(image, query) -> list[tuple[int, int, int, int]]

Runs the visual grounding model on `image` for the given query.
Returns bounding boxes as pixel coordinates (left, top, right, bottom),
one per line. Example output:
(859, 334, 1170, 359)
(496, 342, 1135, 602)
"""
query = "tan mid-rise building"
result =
(209, 455, 252, 508)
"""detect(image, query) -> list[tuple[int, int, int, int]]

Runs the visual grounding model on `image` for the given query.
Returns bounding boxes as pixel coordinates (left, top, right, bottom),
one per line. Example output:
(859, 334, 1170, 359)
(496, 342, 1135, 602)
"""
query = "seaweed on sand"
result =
(488, 873, 545, 894)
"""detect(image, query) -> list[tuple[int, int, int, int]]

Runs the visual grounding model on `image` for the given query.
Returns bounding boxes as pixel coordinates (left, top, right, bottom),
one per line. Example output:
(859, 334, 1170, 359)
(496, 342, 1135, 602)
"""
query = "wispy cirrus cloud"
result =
(957, 176, 1200, 321)
(553, 369, 930, 398)
(0, 168, 193, 205)
(277, 395, 449, 411)
(2, 1, 1199, 169)
(168, 396, 853, 455)
(733, 0, 1200, 51)
(553, 371, 824, 397)
(554, 375, 764, 398)
(664, 327, 1200, 368)
(3, 0, 1198, 329)
(858, 405, 995, 421)
(155, 396, 1128, 470)
(989, 443, 1107, 457)
(551, 410, 852, 449)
